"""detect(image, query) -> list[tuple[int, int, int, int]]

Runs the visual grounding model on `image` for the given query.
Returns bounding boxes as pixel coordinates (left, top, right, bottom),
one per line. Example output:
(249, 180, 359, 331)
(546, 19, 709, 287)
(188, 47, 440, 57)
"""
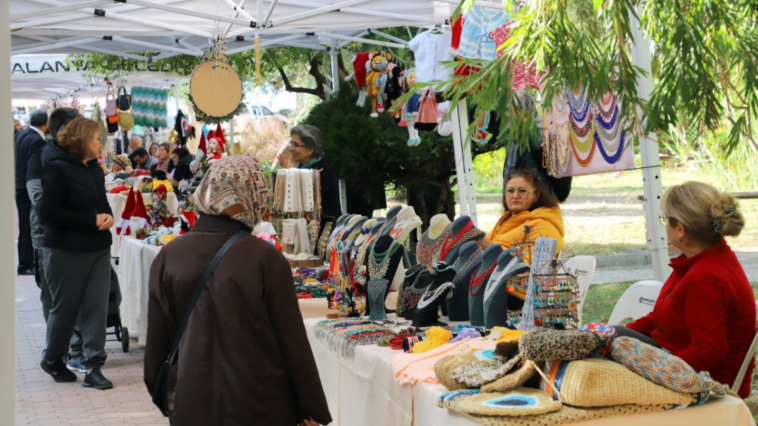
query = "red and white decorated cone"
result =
(131, 191, 153, 231)
(214, 123, 226, 153)
(117, 187, 136, 235)
(197, 128, 208, 154)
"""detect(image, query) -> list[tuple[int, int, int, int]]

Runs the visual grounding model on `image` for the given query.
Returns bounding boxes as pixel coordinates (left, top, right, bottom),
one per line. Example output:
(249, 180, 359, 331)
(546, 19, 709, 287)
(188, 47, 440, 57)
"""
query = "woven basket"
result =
(481, 360, 537, 393)
(434, 353, 478, 391)
(457, 402, 675, 426)
(453, 388, 562, 416)
(543, 357, 696, 407)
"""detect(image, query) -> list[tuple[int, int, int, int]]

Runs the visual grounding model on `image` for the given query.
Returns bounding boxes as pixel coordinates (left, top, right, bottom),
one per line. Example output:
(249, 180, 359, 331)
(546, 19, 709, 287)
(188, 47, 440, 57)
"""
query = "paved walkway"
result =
(592, 249, 758, 285)
(16, 273, 167, 426)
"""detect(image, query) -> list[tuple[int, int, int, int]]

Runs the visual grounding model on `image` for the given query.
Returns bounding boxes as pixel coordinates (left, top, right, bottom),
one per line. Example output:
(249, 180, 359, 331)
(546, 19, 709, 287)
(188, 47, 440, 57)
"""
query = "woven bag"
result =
(610, 336, 727, 395)
(434, 353, 478, 391)
(480, 360, 537, 393)
(539, 357, 696, 407)
(118, 109, 134, 131)
(451, 354, 523, 388)
(451, 388, 562, 417)
(519, 330, 609, 362)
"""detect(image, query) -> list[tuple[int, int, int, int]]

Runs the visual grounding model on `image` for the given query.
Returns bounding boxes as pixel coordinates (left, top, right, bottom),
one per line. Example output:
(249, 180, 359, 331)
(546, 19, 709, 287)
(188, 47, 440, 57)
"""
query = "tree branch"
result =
(275, 56, 326, 100)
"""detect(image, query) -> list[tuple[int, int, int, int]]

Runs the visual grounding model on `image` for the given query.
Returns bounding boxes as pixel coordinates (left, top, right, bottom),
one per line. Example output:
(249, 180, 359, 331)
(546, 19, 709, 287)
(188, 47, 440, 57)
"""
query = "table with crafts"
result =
(107, 191, 179, 258)
(303, 316, 755, 426)
(116, 236, 334, 345)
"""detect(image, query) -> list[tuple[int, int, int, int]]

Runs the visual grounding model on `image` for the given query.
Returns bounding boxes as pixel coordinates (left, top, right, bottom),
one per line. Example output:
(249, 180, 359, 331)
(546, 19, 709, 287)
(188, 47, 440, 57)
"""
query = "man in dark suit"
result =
(15, 109, 48, 275)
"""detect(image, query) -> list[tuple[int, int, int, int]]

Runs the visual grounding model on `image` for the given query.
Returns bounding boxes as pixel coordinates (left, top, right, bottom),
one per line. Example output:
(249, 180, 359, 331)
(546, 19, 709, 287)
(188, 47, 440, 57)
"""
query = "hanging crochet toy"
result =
(404, 71, 422, 146)
(149, 184, 172, 229)
(437, 101, 453, 137)
(476, 112, 493, 144)
(366, 51, 391, 118)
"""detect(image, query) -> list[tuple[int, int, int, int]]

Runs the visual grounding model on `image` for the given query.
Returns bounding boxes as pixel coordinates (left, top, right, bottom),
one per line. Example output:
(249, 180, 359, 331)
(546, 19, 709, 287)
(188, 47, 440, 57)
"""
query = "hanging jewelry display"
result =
(270, 168, 322, 255)
(556, 122, 571, 175)
(189, 37, 245, 122)
(532, 259, 579, 330)
(594, 93, 627, 164)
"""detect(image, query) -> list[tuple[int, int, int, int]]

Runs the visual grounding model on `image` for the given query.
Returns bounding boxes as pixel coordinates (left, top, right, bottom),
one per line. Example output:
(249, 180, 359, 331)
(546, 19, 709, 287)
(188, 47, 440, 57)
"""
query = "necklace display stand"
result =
(402, 271, 435, 320)
(483, 249, 531, 328)
(439, 216, 485, 265)
(367, 279, 390, 320)
(365, 235, 406, 289)
(378, 205, 403, 237)
(417, 214, 452, 268)
(446, 241, 482, 321)
(412, 263, 456, 327)
(468, 244, 503, 326)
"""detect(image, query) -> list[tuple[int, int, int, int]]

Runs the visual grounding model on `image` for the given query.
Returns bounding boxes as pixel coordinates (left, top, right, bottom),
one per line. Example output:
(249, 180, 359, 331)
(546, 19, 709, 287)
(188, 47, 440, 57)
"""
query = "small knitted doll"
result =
(150, 184, 171, 228)
(405, 72, 422, 146)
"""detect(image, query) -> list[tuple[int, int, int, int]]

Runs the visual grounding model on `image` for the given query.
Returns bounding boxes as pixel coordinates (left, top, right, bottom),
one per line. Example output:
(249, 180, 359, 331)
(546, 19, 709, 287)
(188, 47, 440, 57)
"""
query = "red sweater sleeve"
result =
(674, 278, 729, 373)
(626, 311, 657, 336)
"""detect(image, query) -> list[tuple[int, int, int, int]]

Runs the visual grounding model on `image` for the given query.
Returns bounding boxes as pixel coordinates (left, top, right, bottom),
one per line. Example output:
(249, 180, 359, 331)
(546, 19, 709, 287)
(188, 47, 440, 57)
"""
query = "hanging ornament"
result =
(189, 37, 244, 120)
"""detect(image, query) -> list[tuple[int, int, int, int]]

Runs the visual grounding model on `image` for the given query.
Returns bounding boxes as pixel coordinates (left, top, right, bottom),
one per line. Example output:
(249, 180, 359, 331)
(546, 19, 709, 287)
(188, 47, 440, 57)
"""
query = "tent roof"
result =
(9, 0, 476, 59)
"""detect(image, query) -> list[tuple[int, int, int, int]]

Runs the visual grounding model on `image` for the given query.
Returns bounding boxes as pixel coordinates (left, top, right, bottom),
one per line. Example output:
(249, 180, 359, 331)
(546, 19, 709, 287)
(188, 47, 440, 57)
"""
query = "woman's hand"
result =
(276, 153, 289, 169)
(298, 417, 319, 426)
(96, 214, 115, 231)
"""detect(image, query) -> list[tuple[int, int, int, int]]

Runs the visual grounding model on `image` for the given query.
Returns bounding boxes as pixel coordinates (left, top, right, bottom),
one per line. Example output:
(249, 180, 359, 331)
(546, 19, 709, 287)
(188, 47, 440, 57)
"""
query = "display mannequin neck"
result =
(385, 205, 402, 222)
(373, 235, 395, 253)
(370, 223, 383, 237)
(347, 215, 363, 228)
(362, 219, 378, 232)
(336, 214, 350, 227)
(494, 249, 519, 272)
(454, 241, 481, 271)
(451, 216, 473, 236)
(394, 206, 415, 224)
(475, 244, 503, 278)
(428, 214, 451, 239)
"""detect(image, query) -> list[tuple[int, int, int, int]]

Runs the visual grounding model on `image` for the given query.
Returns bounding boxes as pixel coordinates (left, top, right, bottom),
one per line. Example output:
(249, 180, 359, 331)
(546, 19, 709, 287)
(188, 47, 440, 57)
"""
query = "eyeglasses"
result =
(505, 188, 533, 197)
(659, 214, 676, 226)
(290, 142, 306, 149)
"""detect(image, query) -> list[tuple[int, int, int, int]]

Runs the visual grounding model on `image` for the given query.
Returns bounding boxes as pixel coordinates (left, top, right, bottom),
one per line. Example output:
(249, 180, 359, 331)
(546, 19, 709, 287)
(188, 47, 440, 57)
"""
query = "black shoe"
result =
(82, 368, 113, 390)
(17, 267, 34, 276)
(40, 359, 77, 383)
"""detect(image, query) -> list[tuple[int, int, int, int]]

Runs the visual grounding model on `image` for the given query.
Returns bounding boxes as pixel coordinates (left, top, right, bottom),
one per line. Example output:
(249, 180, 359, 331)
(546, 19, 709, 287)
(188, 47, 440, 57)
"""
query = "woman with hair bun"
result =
(627, 181, 755, 398)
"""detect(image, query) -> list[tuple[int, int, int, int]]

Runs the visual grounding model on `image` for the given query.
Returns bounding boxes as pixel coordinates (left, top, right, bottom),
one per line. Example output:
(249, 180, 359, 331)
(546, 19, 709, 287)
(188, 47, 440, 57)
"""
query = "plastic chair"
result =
(608, 280, 664, 325)
(563, 256, 597, 327)
(733, 304, 758, 393)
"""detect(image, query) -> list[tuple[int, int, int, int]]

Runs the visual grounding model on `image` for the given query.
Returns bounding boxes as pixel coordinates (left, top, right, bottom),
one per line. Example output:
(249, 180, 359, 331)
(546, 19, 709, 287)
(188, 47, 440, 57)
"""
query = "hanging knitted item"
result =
(173, 110, 187, 146)
(213, 123, 226, 153)
(197, 128, 208, 154)
(117, 187, 136, 235)
(131, 86, 168, 127)
(414, 91, 440, 132)
(131, 191, 152, 231)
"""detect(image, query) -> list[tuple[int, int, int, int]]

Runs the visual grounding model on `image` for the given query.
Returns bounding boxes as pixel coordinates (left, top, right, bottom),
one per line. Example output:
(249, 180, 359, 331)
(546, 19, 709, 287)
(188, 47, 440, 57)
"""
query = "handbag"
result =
(119, 109, 134, 131)
(118, 85, 132, 110)
(151, 230, 249, 416)
(105, 85, 117, 117)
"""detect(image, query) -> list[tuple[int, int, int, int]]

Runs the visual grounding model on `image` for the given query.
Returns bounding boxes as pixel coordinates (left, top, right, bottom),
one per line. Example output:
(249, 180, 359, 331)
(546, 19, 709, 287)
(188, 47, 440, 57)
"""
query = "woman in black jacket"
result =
(38, 117, 114, 390)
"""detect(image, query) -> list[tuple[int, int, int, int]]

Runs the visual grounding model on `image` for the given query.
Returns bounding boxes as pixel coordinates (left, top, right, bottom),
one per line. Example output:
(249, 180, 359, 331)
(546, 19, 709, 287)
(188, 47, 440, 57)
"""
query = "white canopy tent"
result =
(0, 1, 669, 421)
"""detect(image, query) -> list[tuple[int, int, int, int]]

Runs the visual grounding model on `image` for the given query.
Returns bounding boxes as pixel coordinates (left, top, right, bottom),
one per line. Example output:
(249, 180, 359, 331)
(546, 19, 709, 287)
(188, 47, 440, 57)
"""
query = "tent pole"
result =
(229, 119, 235, 155)
(629, 9, 670, 282)
(11, 0, 111, 21)
(314, 32, 406, 49)
(330, 38, 339, 94)
(459, 99, 478, 227)
(451, 100, 470, 218)
(0, 1, 17, 422)
(12, 36, 99, 55)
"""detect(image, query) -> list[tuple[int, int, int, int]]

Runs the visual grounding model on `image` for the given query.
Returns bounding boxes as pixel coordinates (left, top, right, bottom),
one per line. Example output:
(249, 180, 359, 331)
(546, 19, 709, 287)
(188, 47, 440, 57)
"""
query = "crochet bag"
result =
(444, 388, 562, 416)
(538, 357, 697, 407)
(610, 336, 727, 395)
(414, 91, 440, 131)
(434, 353, 478, 391)
(480, 360, 537, 393)
(519, 330, 609, 362)
(451, 354, 522, 388)
(105, 85, 117, 117)
(118, 109, 134, 131)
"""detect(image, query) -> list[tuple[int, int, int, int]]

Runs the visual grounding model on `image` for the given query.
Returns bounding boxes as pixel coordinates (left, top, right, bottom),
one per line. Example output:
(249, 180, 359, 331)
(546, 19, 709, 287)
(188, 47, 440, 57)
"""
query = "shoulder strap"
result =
(166, 229, 249, 360)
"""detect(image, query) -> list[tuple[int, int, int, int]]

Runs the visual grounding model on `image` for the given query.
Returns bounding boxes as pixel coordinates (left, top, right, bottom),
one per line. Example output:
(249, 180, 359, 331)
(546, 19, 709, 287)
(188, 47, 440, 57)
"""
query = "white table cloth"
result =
(303, 317, 756, 426)
(117, 236, 160, 345)
(107, 191, 178, 257)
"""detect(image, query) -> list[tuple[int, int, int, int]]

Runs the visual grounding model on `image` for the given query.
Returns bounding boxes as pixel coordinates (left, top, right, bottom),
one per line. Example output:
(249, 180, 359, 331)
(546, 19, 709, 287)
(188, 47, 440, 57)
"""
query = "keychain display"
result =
(531, 259, 579, 329)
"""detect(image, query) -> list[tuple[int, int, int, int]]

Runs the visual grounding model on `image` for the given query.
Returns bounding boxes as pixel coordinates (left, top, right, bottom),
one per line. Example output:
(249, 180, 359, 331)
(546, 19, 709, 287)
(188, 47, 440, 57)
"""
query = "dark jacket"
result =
(304, 158, 341, 221)
(38, 141, 113, 252)
(171, 154, 194, 183)
(15, 127, 45, 195)
(144, 215, 332, 426)
(502, 134, 572, 203)
(26, 139, 47, 250)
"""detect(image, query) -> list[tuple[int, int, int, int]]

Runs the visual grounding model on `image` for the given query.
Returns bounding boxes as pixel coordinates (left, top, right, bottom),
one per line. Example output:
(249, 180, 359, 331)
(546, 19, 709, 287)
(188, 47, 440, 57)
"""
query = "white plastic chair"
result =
(564, 256, 597, 327)
(608, 280, 664, 325)
(733, 328, 758, 393)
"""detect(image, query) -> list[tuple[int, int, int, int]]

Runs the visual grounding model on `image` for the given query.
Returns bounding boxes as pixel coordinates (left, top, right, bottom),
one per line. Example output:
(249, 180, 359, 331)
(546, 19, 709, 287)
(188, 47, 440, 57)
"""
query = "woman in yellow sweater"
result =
(481, 168, 565, 264)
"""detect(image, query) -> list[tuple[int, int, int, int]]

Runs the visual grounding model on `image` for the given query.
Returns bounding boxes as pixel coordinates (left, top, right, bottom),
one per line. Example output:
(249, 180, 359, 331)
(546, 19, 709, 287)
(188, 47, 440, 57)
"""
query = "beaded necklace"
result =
(403, 272, 430, 310)
(483, 257, 528, 302)
(570, 130, 597, 167)
(595, 131, 627, 164)
(566, 90, 590, 122)
(596, 105, 618, 131)
(598, 95, 617, 121)
(570, 124, 595, 153)
(553, 92, 566, 113)
(439, 222, 477, 262)
(569, 110, 594, 138)
(452, 250, 483, 286)
(469, 262, 498, 296)
(369, 242, 401, 280)
(417, 282, 456, 309)
(416, 223, 453, 267)
(556, 123, 571, 175)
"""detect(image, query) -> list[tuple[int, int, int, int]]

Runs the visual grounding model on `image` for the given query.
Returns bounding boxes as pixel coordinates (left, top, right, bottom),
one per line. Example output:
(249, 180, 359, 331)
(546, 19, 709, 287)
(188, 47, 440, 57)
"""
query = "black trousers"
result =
(16, 194, 33, 271)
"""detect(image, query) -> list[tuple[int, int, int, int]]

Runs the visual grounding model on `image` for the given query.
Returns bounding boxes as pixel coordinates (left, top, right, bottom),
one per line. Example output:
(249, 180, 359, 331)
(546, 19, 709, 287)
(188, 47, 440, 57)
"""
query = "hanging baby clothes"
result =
(489, 22, 545, 91)
(450, 14, 465, 54)
(408, 31, 455, 85)
(459, 7, 507, 61)
(414, 91, 440, 131)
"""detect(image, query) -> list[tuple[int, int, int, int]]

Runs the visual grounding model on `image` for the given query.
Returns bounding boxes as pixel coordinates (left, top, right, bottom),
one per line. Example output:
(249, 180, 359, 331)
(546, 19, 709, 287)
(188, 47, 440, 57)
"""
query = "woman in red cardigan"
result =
(626, 181, 754, 398)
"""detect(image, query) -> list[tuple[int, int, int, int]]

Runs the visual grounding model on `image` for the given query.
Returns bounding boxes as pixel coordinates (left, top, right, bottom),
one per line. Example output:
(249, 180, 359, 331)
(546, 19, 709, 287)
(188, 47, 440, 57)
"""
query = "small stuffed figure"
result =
(150, 184, 172, 229)
(176, 208, 196, 234)
(437, 101, 453, 137)
(404, 71, 422, 146)
(365, 51, 391, 118)
(385, 64, 405, 123)
(476, 112, 493, 144)
(207, 137, 224, 161)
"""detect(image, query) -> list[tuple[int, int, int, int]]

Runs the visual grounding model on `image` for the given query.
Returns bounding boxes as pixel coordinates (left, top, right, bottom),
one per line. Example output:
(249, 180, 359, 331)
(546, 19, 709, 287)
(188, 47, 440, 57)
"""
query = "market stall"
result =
(107, 191, 178, 257)
(304, 316, 754, 426)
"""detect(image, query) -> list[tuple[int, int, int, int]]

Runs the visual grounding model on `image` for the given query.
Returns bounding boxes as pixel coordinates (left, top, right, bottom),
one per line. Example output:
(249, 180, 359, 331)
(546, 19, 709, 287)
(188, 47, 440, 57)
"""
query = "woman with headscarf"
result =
(144, 156, 332, 426)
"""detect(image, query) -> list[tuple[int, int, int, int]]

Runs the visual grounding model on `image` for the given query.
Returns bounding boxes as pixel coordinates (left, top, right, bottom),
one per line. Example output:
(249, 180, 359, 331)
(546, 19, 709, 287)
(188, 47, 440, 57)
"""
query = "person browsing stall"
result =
(626, 181, 755, 398)
(480, 168, 565, 279)
(149, 143, 160, 159)
(144, 156, 331, 426)
(130, 147, 158, 171)
(167, 147, 193, 188)
(152, 142, 174, 173)
(38, 117, 114, 390)
(277, 125, 341, 221)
